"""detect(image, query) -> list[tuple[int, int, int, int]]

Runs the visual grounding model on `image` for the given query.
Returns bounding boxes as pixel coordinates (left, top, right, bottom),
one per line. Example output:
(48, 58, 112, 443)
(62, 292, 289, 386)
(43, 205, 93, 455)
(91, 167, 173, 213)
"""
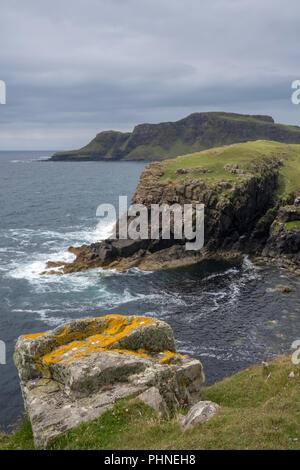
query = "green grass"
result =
(219, 113, 300, 131)
(124, 141, 207, 161)
(159, 140, 300, 194)
(0, 419, 35, 450)
(1, 354, 299, 450)
(284, 220, 300, 230)
(51, 112, 300, 162)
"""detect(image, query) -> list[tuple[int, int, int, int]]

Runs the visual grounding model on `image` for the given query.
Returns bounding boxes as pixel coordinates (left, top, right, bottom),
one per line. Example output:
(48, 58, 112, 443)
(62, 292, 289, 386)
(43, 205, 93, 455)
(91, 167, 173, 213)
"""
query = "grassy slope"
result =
(159, 140, 300, 196)
(285, 221, 300, 230)
(52, 113, 300, 161)
(1, 354, 299, 450)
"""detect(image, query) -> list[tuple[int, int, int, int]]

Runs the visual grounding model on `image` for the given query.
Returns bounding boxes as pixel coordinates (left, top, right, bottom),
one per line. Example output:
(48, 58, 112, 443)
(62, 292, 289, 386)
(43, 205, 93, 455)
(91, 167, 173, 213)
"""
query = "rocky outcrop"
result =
(45, 141, 300, 275)
(14, 315, 204, 448)
(49, 112, 300, 162)
(262, 205, 300, 265)
(137, 386, 169, 418)
(178, 400, 220, 431)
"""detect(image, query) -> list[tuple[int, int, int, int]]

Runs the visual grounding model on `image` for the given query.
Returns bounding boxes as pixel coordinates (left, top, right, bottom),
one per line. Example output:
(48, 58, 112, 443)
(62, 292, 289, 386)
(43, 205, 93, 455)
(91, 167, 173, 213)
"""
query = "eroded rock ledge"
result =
(14, 315, 204, 448)
(45, 141, 300, 275)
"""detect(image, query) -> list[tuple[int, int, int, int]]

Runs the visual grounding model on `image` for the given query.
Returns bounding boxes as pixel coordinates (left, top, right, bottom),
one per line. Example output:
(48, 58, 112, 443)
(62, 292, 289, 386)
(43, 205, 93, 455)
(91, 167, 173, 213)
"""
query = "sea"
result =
(0, 150, 299, 431)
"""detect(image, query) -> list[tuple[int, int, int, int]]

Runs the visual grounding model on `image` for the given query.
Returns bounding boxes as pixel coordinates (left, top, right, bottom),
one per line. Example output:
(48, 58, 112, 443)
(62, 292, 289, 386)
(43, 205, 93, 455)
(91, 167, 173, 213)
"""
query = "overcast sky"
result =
(0, 0, 300, 150)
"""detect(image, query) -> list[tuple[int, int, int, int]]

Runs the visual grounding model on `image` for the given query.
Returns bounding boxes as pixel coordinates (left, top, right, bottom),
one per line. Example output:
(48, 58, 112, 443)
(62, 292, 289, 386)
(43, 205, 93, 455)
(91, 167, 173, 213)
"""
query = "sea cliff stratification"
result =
(49, 112, 300, 162)
(46, 140, 300, 275)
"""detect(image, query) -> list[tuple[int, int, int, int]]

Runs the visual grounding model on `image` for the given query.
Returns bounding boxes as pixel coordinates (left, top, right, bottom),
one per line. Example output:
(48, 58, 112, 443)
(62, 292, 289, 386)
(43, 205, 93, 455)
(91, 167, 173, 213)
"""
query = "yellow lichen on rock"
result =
(158, 350, 186, 364)
(41, 317, 181, 370)
(32, 315, 155, 373)
(42, 336, 152, 368)
(23, 332, 47, 340)
(24, 315, 153, 345)
(15, 315, 179, 383)
(14, 315, 204, 448)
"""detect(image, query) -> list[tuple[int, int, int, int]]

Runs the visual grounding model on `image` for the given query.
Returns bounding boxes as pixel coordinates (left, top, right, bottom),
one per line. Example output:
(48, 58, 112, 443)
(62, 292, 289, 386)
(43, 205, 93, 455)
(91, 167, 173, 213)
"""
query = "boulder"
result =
(180, 400, 220, 431)
(275, 284, 292, 294)
(14, 315, 204, 448)
(137, 386, 169, 418)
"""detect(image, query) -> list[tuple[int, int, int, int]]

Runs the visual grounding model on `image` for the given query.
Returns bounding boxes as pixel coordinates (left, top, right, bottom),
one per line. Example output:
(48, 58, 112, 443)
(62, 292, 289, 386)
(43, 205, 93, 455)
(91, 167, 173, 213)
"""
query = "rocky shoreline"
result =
(44, 140, 300, 276)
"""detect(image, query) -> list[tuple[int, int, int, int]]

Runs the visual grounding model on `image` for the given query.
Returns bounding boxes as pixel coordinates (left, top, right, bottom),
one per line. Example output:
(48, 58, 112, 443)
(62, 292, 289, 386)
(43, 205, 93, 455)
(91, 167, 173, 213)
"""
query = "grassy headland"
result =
(50, 112, 300, 162)
(159, 140, 300, 197)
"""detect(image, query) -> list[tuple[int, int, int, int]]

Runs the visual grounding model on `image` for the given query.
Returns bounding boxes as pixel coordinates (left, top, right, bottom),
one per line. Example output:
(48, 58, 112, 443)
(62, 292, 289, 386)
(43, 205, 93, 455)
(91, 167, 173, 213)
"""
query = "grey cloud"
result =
(0, 0, 300, 149)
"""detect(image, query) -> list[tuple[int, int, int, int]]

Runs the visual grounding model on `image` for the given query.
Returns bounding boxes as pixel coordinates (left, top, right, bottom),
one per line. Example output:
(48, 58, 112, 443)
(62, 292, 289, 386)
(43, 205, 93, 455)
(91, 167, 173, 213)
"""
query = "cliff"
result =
(49, 112, 300, 162)
(47, 140, 300, 274)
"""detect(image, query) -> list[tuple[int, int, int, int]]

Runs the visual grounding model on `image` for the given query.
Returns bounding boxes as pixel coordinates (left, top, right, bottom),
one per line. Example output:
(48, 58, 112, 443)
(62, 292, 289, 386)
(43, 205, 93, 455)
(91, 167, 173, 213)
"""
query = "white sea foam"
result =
(202, 267, 238, 281)
(8, 247, 76, 281)
(11, 156, 50, 163)
(13, 308, 71, 326)
(6, 218, 116, 282)
(90, 287, 188, 310)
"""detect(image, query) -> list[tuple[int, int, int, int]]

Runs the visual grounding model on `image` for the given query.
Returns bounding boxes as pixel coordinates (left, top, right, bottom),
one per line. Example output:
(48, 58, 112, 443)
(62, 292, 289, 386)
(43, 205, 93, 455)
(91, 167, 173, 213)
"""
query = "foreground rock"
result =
(179, 401, 220, 431)
(14, 315, 204, 448)
(137, 386, 169, 418)
(266, 284, 292, 294)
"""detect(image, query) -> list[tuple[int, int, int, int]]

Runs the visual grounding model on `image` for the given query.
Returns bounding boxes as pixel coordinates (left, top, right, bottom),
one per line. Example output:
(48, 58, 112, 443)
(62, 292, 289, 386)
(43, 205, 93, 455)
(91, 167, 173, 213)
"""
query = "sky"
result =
(0, 0, 300, 150)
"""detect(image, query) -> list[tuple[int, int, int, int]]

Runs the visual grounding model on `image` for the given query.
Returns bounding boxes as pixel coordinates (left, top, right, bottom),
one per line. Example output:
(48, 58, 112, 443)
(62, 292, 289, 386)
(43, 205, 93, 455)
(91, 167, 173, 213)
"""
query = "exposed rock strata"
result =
(14, 315, 204, 448)
(49, 112, 300, 162)
(45, 141, 300, 275)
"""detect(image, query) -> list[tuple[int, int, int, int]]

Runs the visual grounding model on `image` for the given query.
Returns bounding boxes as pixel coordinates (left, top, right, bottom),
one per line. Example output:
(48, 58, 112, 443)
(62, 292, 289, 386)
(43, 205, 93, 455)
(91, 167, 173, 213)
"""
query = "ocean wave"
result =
(12, 308, 71, 326)
(88, 286, 189, 309)
(11, 156, 50, 163)
(4, 219, 116, 282)
(2, 220, 114, 245)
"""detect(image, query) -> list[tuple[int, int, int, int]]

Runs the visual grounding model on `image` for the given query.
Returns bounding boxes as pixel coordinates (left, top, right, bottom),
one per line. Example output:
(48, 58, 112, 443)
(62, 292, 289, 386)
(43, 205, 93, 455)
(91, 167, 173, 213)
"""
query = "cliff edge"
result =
(49, 112, 300, 162)
(46, 140, 300, 275)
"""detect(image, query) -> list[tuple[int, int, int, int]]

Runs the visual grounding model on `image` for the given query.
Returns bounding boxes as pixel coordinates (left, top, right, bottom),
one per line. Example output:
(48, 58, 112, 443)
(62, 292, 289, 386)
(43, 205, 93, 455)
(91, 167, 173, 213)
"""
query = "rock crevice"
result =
(14, 315, 204, 448)
(45, 141, 300, 274)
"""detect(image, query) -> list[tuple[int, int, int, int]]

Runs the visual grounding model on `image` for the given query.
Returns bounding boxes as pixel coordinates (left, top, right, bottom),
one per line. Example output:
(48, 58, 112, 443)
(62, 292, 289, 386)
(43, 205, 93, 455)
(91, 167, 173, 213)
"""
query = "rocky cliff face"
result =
(50, 112, 300, 161)
(14, 315, 204, 448)
(262, 204, 300, 264)
(46, 140, 300, 275)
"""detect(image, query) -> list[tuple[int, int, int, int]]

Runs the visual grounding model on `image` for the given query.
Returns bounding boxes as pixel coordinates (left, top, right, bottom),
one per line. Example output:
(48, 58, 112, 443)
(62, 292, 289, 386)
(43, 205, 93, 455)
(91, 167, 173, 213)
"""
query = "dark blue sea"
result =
(0, 150, 299, 432)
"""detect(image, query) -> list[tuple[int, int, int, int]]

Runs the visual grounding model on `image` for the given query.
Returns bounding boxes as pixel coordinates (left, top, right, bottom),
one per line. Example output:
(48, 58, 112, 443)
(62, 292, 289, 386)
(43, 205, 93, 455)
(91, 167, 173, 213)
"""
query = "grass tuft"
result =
(1, 355, 299, 450)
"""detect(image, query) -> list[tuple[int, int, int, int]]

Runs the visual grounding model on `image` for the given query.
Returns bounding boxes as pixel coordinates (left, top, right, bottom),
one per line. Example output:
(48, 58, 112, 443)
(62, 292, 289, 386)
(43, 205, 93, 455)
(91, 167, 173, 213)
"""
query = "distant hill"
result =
(49, 112, 300, 161)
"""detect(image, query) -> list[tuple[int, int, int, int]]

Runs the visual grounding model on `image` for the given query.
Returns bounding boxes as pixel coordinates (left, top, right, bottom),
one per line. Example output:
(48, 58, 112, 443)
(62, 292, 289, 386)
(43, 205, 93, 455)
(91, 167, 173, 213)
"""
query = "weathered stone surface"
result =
(14, 315, 204, 448)
(180, 400, 220, 431)
(274, 284, 292, 294)
(262, 205, 300, 266)
(23, 378, 142, 449)
(137, 386, 169, 418)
